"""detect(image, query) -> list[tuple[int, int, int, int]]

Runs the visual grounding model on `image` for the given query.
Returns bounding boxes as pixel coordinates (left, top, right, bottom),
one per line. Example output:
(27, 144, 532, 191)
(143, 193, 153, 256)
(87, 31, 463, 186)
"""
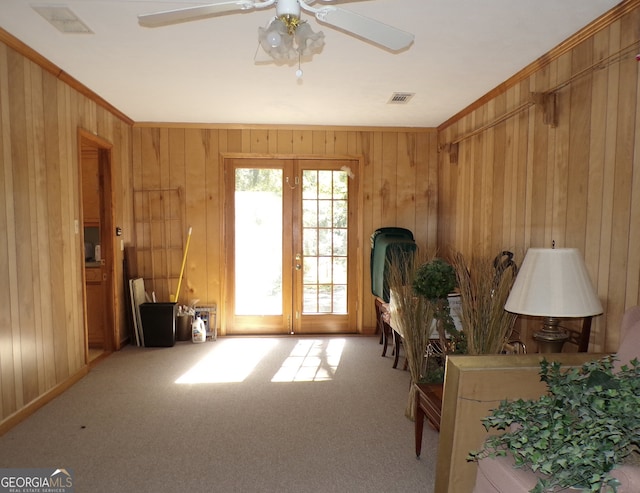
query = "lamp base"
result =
(533, 317, 569, 353)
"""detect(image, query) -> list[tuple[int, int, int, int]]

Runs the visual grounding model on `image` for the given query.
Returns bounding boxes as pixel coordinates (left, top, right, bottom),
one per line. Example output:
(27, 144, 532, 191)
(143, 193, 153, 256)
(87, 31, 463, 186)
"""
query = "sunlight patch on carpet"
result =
(175, 338, 279, 383)
(271, 339, 345, 382)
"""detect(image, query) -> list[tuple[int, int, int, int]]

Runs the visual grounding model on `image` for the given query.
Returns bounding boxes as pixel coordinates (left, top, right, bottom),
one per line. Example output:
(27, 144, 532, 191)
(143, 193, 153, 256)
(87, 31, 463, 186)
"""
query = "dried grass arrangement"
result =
(451, 251, 519, 355)
(387, 248, 437, 420)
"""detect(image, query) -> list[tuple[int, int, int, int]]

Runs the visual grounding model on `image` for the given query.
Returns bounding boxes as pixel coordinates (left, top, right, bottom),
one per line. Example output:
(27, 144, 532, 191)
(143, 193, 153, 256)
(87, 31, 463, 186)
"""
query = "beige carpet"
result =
(0, 335, 438, 492)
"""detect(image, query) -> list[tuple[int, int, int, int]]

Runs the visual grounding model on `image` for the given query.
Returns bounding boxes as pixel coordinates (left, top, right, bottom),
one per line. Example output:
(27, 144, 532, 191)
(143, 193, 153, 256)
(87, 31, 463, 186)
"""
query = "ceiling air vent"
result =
(32, 6, 93, 34)
(388, 92, 415, 104)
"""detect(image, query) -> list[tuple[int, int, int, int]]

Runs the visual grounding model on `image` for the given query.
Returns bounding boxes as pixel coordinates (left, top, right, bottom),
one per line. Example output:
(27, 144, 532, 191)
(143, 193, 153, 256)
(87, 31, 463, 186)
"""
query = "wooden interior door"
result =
(80, 131, 115, 360)
(223, 157, 359, 335)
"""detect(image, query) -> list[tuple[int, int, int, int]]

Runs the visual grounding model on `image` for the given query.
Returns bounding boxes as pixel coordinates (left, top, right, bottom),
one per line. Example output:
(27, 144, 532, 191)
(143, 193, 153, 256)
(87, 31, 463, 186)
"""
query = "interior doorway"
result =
(78, 129, 115, 363)
(223, 156, 360, 335)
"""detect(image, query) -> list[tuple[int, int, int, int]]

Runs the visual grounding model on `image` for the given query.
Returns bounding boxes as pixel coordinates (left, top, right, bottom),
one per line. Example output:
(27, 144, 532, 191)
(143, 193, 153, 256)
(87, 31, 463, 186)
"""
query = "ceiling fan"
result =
(138, 0, 415, 61)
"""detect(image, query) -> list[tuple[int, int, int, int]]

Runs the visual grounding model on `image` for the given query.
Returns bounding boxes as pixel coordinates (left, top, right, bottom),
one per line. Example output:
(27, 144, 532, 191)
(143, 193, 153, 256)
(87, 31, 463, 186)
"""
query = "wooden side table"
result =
(375, 297, 393, 357)
(415, 382, 443, 458)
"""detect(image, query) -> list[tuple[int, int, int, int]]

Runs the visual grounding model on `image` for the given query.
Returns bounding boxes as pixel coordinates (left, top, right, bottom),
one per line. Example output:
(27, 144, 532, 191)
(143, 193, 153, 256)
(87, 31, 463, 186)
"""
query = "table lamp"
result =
(504, 248, 603, 353)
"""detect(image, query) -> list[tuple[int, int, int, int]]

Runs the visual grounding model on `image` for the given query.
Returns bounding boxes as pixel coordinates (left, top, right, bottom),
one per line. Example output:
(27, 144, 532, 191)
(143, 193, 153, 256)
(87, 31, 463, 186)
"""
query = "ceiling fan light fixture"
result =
(258, 18, 295, 59)
(279, 14, 300, 35)
(266, 30, 282, 48)
(295, 22, 324, 57)
(258, 16, 324, 61)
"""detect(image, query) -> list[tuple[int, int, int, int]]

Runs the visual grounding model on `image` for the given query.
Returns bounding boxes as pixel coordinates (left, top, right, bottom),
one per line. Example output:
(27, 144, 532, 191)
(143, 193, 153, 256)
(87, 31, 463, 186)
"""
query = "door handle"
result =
(295, 253, 302, 271)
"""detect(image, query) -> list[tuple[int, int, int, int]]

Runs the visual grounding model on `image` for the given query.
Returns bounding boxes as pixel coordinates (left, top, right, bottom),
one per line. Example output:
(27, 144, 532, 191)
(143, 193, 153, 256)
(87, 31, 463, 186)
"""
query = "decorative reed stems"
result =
(451, 252, 518, 355)
(387, 249, 437, 420)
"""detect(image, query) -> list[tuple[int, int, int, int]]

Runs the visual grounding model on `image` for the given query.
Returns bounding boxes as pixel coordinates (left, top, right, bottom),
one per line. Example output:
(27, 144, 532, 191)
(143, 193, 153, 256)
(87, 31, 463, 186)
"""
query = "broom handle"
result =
(171, 226, 192, 303)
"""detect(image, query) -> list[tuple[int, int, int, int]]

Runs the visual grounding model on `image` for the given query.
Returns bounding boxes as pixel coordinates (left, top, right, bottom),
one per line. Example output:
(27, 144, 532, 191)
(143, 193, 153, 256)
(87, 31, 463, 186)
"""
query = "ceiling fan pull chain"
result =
(296, 53, 303, 79)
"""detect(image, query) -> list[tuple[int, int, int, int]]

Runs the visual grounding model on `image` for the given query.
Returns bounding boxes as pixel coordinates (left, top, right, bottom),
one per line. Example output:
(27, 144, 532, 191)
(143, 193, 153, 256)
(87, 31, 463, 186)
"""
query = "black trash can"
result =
(139, 302, 177, 347)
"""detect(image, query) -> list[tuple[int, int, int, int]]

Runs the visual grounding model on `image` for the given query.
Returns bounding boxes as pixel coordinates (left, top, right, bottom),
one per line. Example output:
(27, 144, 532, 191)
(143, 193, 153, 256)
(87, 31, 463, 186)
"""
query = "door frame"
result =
(219, 153, 364, 336)
(78, 128, 116, 362)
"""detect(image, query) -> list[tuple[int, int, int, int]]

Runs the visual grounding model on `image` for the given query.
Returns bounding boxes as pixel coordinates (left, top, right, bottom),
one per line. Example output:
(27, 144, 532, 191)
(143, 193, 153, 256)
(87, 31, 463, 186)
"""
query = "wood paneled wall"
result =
(131, 126, 439, 333)
(438, 4, 640, 352)
(0, 34, 133, 430)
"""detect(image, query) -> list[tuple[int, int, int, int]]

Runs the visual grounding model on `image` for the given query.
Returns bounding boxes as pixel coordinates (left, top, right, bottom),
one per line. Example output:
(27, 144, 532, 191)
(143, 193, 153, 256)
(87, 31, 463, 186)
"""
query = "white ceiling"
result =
(0, 0, 621, 127)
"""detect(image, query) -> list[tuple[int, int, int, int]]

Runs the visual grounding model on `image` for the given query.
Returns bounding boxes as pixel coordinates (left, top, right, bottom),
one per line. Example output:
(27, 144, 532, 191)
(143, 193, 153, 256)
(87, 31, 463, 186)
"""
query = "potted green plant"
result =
(469, 356, 640, 493)
(412, 258, 458, 345)
(411, 257, 466, 383)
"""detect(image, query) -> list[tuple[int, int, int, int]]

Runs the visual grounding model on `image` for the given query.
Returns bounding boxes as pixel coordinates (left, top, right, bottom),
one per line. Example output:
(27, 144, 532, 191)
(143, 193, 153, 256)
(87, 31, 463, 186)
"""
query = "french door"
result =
(224, 157, 359, 335)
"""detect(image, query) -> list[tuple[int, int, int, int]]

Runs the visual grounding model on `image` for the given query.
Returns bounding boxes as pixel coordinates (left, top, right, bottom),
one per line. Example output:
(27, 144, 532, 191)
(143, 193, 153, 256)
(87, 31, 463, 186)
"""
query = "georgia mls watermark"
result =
(0, 469, 74, 493)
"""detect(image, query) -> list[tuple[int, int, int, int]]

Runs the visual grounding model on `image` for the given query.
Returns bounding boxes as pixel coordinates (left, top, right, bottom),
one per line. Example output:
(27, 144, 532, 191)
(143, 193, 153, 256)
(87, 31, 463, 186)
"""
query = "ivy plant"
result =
(469, 356, 640, 493)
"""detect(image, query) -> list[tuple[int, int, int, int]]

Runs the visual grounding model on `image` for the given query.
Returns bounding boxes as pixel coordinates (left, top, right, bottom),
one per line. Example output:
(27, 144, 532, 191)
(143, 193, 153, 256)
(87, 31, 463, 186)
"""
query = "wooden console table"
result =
(415, 382, 443, 458)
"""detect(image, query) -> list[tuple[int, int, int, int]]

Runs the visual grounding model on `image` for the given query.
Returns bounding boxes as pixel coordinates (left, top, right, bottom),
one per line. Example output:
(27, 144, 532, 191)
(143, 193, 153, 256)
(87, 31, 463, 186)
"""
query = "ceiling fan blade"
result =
(314, 0, 371, 3)
(138, 1, 258, 28)
(315, 7, 414, 51)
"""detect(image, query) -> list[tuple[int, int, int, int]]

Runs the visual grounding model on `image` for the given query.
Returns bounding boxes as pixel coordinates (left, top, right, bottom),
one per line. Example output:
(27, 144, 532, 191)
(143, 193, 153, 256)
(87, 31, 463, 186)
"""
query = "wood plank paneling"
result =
(184, 129, 208, 303)
(168, 128, 187, 299)
(0, 44, 21, 417)
(585, 30, 610, 352)
(10, 50, 37, 408)
(553, 55, 571, 248)
(0, 37, 132, 430)
(566, 39, 593, 252)
(396, 133, 416, 228)
(438, 4, 640, 353)
(490, 95, 507, 254)
(529, 69, 550, 249)
(204, 130, 222, 305)
(608, 9, 639, 351)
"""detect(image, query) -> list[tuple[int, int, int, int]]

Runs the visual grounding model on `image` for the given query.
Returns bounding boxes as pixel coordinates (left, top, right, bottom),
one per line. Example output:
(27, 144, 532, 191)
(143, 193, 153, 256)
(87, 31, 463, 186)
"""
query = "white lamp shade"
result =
(505, 248, 603, 317)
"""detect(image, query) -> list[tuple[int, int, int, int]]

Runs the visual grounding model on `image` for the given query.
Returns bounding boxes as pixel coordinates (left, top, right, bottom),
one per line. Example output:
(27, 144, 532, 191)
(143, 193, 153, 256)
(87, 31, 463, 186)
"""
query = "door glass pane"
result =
(318, 229, 333, 256)
(318, 200, 332, 228)
(303, 257, 318, 283)
(301, 169, 348, 314)
(303, 229, 317, 256)
(235, 168, 282, 315)
(333, 285, 347, 313)
(303, 201, 317, 227)
(333, 257, 347, 284)
(333, 229, 347, 256)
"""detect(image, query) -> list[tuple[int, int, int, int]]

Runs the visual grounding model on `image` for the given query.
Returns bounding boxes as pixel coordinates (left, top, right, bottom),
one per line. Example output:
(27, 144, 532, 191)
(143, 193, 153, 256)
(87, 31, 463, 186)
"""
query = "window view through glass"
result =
(302, 170, 348, 314)
(234, 168, 283, 315)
